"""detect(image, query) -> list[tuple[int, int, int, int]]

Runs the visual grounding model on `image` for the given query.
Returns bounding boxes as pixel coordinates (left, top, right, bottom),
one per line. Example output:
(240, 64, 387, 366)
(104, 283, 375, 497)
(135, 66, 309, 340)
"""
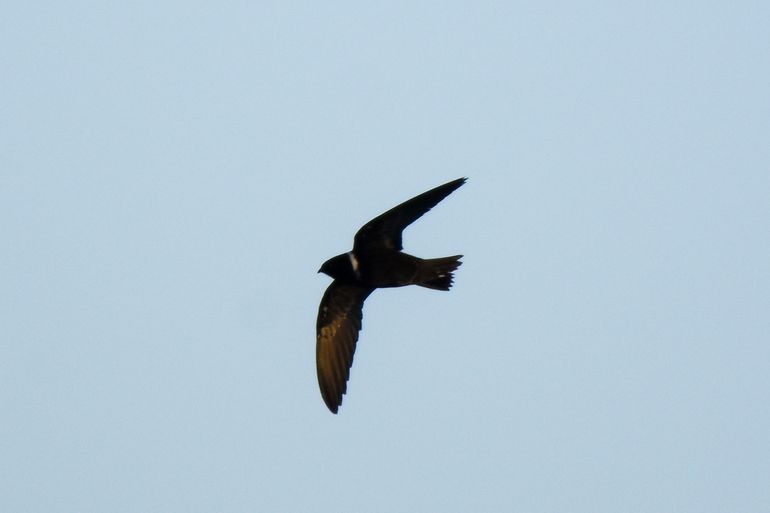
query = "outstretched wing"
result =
(316, 281, 374, 413)
(353, 177, 466, 251)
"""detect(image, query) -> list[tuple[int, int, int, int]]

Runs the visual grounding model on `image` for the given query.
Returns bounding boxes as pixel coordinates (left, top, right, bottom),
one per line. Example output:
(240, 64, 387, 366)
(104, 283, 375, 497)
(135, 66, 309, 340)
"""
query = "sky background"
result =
(2, 2, 769, 512)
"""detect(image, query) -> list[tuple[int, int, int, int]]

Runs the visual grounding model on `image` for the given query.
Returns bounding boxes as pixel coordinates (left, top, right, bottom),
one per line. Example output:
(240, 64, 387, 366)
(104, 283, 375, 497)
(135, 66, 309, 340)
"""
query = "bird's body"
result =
(321, 249, 460, 289)
(316, 177, 466, 413)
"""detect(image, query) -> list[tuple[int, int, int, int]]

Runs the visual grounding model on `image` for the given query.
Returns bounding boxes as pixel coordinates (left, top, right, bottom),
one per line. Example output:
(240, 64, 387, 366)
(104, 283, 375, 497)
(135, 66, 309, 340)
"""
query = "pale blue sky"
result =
(2, 2, 769, 512)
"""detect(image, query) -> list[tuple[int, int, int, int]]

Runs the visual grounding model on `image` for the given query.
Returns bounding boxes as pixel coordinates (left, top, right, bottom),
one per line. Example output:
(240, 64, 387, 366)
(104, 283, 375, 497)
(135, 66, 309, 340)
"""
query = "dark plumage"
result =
(316, 177, 466, 413)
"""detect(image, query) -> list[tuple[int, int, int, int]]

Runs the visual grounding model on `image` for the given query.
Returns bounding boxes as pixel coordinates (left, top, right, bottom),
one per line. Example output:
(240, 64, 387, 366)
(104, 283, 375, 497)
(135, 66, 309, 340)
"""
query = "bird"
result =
(316, 177, 466, 413)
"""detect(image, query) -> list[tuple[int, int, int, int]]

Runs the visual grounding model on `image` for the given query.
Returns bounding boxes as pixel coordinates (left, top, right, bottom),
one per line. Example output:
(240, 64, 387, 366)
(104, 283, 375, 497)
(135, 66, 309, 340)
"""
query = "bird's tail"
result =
(417, 255, 463, 291)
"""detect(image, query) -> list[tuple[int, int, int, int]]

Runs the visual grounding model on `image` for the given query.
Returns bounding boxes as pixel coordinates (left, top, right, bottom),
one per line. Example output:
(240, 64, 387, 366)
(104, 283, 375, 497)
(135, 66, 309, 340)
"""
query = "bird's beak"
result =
(317, 268, 322, 273)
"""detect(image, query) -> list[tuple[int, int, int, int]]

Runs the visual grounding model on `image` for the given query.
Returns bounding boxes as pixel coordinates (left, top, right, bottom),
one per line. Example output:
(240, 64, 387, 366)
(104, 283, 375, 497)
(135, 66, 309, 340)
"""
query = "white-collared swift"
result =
(316, 177, 466, 413)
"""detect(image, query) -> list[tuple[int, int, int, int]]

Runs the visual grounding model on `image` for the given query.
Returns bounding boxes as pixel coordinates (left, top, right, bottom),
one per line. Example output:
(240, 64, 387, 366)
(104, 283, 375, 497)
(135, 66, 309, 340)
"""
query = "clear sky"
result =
(2, 2, 769, 512)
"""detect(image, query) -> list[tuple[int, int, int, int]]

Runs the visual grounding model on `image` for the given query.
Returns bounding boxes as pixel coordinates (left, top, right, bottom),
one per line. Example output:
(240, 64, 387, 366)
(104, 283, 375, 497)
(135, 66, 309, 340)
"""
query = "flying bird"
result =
(316, 177, 466, 413)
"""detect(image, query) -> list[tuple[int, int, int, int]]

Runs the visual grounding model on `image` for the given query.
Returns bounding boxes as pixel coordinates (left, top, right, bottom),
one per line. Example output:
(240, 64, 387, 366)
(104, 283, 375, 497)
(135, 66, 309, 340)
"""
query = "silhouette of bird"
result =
(316, 177, 466, 413)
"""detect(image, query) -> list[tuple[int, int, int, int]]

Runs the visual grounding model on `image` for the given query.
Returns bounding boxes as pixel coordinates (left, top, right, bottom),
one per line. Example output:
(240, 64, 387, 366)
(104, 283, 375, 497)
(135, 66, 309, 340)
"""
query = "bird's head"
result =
(318, 252, 357, 282)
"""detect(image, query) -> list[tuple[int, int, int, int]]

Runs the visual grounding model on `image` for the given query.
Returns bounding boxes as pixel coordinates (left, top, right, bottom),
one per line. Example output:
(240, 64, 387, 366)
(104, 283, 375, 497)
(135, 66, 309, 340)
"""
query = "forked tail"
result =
(417, 255, 463, 291)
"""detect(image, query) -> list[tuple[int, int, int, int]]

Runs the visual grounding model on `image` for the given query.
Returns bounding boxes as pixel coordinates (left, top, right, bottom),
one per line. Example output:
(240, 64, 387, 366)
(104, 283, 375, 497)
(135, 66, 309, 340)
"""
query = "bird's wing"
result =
(353, 177, 466, 251)
(316, 281, 374, 413)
